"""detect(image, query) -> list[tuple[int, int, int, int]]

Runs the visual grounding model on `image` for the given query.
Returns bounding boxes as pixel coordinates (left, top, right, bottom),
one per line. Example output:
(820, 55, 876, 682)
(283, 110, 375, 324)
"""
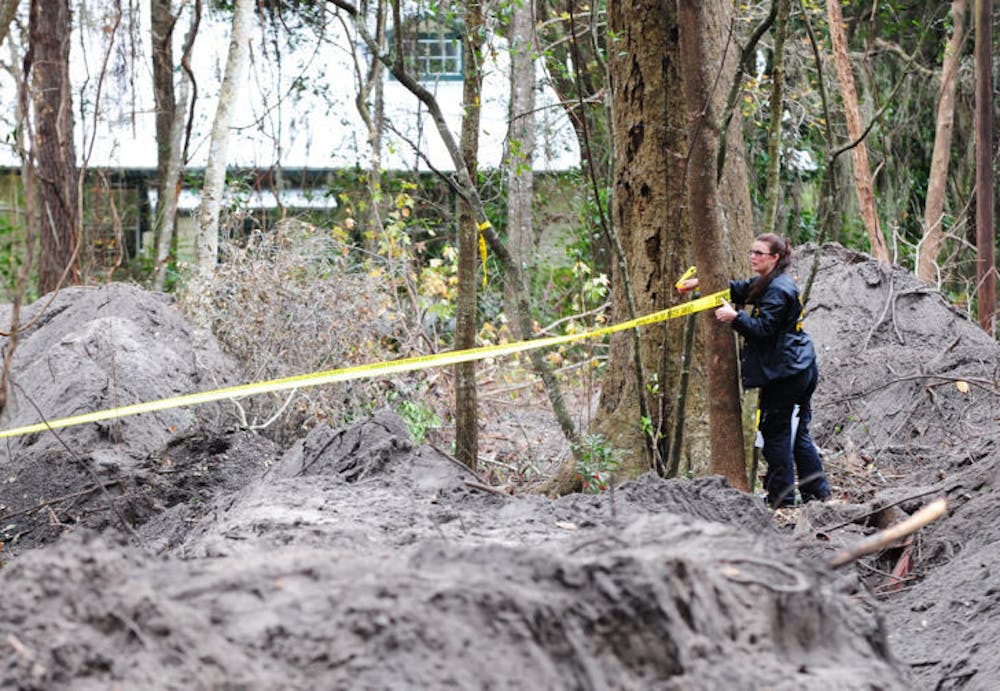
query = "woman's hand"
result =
(676, 278, 700, 293)
(715, 299, 738, 323)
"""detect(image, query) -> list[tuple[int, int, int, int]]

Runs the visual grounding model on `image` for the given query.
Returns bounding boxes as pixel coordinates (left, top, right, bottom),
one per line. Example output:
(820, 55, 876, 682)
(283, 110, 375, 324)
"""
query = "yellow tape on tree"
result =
(0, 289, 730, 440)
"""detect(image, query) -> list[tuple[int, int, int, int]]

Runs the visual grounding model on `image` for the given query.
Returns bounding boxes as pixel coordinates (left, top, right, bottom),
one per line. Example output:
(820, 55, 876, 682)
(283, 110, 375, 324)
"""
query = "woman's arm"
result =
(731, 283, 792, 340)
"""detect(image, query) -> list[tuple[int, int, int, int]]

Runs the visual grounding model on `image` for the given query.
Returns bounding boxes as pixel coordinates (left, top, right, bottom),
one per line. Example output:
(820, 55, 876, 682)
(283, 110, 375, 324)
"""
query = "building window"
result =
(416, 34, 462, 79)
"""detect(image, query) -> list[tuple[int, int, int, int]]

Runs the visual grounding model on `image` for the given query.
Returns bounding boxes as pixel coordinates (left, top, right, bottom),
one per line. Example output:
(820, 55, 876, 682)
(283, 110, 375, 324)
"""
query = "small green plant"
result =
(576, 433, 622, 493)
(396, 399, 441, 445)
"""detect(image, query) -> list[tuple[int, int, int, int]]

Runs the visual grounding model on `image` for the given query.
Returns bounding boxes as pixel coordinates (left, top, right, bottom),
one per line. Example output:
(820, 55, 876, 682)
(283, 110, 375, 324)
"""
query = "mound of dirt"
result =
(1, 244, 999, 689)
(793, 244, 1000, 689)
(0, 284, 279, 553)
(797, 244, 1000, 490)
(3, 411, 903, 689)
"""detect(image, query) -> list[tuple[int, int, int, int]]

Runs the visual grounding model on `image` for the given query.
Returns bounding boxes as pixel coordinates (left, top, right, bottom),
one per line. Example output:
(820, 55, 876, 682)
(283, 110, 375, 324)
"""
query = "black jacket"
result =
(729, 273, 816, 389)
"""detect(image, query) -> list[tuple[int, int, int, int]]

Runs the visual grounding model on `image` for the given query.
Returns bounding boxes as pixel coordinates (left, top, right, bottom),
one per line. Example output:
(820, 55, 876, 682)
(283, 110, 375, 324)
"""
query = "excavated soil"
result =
(0, 245, 997, 689)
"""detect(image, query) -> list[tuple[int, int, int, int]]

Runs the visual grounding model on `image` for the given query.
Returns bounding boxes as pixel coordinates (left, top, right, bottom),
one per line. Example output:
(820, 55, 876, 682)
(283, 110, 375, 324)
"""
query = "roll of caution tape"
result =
(0, 289, 730, 439)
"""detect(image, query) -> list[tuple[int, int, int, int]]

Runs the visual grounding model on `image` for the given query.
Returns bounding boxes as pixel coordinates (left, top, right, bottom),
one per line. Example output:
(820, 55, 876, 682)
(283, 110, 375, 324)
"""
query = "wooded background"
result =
(0, 0, 995, 492)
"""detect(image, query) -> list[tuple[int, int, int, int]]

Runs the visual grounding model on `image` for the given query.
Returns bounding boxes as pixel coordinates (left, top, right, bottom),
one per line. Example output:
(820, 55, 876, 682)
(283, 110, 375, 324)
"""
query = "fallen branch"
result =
(463, 480, 511, 498)
(829, 497, 948, 568)
(0, 482, 119, 522)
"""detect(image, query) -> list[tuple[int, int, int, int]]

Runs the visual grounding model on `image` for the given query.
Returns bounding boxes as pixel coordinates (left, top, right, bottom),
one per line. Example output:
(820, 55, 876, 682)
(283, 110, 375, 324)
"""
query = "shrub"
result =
(177, 219, 422, 443)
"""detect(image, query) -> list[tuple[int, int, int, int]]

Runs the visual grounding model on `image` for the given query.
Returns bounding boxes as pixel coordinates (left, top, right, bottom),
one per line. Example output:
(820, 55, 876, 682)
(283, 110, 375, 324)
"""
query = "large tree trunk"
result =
(974, 0, 995, 335)
(151, 0, 176, 224)
(504, 0, 536, 331)
(196, 0, 253, 277)
(596, 0, 679, 478)
(593, 0, 752, 483)
(916, 0, 967, 286)
(31, 0, 80, 295)
(677, 0, 747, 490)
(453, 0, 484, 469)
(826, 0, 889, 263)
(593, 0, 751, 483)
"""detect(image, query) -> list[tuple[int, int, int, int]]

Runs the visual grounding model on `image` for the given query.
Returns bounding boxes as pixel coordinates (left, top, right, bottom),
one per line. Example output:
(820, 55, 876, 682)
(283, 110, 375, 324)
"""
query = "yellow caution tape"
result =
(477, 221, 492, 289)
(0, 289, 730, 440)
(478, 231, 488, 289)
(675, 265, 697, 290)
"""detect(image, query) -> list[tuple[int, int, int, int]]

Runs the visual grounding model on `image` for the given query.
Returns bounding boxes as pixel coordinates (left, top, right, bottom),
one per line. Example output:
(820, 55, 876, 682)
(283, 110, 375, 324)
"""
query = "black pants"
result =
(759, 361, 831, 507)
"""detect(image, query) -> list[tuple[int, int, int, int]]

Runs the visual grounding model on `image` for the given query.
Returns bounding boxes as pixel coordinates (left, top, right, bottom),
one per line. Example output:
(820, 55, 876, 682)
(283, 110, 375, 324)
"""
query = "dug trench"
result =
(0, 244, 997, 689)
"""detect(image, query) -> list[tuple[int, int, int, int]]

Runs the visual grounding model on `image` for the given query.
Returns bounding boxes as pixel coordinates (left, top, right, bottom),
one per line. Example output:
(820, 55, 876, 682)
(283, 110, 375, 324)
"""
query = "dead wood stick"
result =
(829, 498, 948, 568)
(463, 480, 510, 497)
(0, 482, 118, 522)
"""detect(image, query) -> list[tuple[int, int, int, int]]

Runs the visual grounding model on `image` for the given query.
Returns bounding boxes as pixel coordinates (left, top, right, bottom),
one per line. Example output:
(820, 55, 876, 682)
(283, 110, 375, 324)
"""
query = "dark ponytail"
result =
(745, 233, 791, 304)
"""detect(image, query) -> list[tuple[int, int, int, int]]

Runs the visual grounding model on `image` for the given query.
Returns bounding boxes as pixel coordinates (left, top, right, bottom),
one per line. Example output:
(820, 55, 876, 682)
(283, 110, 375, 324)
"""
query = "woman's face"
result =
(750, 240, 778, 276)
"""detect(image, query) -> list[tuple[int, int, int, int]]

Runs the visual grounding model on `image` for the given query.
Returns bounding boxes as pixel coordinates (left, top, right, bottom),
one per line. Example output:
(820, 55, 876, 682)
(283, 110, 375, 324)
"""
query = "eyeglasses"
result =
(749, 250, 774, 257)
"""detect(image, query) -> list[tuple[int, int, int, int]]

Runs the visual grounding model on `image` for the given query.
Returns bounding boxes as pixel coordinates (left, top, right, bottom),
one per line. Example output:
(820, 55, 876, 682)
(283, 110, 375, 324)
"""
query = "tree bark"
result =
(534, 0, 613, 274)
(152, 0, 198, 290)
(196, 0, 254, 277)
(154, 76, 189, 290)
(504, 0, 536, 331)
(762, 0, 789, 235)
(974, 0, 995, 334)
(916, 0, 967, 286)
(826, 0, 889, 263)
(591, 0, 752, 484)
(677, 0, 747, 490)
(151, 0, 176, 217)
(597, 0, 681, 477)
(454, 0, 484, 469)
(31, 0, 80, 295)
(352, 0, 387, 243)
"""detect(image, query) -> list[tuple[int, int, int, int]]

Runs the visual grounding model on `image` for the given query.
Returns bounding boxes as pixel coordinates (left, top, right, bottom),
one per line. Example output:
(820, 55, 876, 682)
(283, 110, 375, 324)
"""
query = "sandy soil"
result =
(0, 246, 995, 689)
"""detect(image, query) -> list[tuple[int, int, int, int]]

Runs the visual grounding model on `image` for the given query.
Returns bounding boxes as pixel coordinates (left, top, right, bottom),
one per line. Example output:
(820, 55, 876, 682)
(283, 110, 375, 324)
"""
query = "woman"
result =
(678, 234, 831, 508)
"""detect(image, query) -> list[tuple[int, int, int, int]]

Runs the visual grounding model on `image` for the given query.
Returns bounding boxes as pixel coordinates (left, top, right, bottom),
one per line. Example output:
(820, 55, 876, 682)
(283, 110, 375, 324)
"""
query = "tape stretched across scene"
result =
(0, 289, 731, 440)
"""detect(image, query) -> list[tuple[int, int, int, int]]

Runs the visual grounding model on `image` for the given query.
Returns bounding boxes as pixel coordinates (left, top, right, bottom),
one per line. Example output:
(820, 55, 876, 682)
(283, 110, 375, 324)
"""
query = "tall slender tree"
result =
(504, 0, 536, 329)
(826, 0, 889, 263)
(762, 0, 789, 235)
(329, 0, 582, 465)
(152, 0, 199, 289)
(974, 0, 994, 334)
(916, 0, 967, 286)
(454, 0, 485, 469)
(196, 0, 254, 277)
(30, 0, 80, 295)
(677, 0, 747, 490)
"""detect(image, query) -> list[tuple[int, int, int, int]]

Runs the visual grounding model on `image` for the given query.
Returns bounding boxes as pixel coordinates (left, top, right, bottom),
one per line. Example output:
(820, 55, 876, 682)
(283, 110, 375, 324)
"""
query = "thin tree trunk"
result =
(31, 0, 80, 295)
(826, 0, 889, 263)
(196, 0, 254, 277)
(762, 0, 789, 234)
(974, 0, 995, 334)
(534, 0, 612, 274)
(151, 0, 175, 235)
(504, 0, 536, 332)
(352, 0, 386, 241)
(916, 0, 967, 286)
(154, 77, 189, 290)
(454, 0, 484, 469)
(333, 0, 581, 460)
(677, 0, 747, 491)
